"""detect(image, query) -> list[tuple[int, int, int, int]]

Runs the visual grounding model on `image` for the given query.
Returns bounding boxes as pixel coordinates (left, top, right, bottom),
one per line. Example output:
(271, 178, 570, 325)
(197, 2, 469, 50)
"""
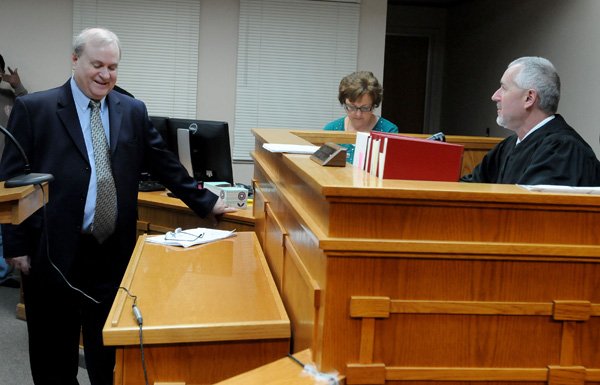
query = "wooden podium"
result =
(103, 232, 290, 385)
(0, 182, 49, 319)
(0, 182, 48, 225)
(249, 128, 600, 385)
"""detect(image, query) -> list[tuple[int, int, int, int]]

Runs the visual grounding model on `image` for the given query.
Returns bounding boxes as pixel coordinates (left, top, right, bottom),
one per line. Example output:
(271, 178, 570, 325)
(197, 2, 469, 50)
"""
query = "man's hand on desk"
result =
(7, 255, 31, 275)
(211, 197, 238, 215)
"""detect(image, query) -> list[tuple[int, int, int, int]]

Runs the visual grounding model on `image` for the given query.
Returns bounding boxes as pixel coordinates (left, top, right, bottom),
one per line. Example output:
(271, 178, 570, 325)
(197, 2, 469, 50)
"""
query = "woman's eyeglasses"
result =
(344, 104, 374, 113)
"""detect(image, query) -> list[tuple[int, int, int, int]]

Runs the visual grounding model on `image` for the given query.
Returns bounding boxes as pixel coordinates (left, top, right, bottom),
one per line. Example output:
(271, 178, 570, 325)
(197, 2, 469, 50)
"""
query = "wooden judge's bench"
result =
(242, 129, 600, 385)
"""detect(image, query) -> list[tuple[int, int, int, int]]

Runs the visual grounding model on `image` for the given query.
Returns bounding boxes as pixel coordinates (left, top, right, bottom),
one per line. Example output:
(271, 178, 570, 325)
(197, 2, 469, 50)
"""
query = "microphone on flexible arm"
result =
(0, 124, 54, 187)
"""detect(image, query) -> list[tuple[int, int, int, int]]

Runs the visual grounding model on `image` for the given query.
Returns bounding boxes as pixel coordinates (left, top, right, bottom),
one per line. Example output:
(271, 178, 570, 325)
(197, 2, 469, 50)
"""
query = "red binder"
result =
(368, 132, 464, 182)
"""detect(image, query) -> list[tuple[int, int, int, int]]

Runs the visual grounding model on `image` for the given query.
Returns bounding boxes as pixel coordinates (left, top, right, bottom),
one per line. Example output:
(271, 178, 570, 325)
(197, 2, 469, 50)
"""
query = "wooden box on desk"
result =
(103, 232, 290, 385)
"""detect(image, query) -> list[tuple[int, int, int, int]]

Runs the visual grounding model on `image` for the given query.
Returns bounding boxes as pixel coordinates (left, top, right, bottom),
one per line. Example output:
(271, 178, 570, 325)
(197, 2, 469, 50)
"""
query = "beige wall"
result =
(442, 0, 600, 156)
(0, 0, 388, 185)
(0, 0, 73, 91)
(8, 1, 600, 181)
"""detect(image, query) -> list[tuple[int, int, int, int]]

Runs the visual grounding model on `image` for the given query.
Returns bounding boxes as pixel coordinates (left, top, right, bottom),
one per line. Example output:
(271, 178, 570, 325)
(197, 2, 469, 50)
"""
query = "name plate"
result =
(310, 142, 347, 167)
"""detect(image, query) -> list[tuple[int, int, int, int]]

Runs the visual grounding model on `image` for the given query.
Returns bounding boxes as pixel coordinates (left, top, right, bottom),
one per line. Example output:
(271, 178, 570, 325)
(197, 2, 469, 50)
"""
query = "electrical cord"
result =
(119, 286, 149, 385)
(287, 353, 339, 384)
(40, 184, 149, 384)
(39, 185, 101, 304)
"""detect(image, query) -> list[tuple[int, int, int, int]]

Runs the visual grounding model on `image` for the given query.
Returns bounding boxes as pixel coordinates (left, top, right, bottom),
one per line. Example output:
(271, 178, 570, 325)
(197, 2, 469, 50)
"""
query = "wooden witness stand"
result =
(103, 232, 290, 385)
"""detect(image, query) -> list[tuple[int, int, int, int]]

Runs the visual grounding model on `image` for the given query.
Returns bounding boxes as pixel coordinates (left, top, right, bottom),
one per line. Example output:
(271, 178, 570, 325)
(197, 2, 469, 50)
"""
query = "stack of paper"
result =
(262, 143, 319, 154)
(146, 227, 236, 248)
(518, 185, 600, 195)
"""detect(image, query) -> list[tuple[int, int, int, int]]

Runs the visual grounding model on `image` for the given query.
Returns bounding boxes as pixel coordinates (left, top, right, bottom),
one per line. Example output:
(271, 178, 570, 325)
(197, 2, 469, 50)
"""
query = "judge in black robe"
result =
(461, 56, 600, 187)
(461, 114, 600, 186)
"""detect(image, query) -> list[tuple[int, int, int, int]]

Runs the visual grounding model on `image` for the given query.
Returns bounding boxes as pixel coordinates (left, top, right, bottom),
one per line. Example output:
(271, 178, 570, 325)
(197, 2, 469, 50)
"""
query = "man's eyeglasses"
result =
(164, 228, 204, 242)
(344, 104, 374, 113)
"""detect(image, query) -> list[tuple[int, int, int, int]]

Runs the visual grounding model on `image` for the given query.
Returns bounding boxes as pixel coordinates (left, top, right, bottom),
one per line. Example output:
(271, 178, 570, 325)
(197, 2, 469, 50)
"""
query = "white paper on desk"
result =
(146, 227, 236, 248)
(262, 143, 319, 154)
(518, 184, 600, 195)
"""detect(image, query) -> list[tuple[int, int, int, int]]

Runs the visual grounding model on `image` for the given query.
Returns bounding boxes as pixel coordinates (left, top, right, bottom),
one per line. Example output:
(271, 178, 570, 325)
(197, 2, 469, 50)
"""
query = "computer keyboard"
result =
(138, 180, 165, 192)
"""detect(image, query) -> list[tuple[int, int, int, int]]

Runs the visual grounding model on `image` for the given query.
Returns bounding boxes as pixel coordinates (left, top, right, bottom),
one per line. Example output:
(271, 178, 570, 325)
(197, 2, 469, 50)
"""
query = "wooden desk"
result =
(103, 232, 290, 385)
(137, 191, 255, 234)
(250, 128, 600, 385)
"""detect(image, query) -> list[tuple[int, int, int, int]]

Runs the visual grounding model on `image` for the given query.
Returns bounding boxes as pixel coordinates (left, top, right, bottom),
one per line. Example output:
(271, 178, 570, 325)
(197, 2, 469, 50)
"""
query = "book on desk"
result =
(355, 131, 464, 182)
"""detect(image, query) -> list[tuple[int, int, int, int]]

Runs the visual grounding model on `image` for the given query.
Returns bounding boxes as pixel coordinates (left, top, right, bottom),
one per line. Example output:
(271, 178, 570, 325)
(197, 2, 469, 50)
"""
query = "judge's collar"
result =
(516, 115, 555, 145)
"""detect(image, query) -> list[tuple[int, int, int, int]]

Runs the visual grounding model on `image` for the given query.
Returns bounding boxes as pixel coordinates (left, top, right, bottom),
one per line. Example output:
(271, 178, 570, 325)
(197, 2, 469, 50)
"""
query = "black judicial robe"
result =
(461, 114, 600, 186)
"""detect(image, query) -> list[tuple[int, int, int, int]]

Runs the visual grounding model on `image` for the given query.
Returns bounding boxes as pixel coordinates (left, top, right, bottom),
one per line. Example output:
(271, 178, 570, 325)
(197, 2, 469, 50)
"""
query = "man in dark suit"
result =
(0, 27, 235, 385)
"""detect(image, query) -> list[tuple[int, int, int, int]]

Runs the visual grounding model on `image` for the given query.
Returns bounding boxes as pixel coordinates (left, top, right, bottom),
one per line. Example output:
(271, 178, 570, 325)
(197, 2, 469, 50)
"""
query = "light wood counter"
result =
(103, 232, 290, 385)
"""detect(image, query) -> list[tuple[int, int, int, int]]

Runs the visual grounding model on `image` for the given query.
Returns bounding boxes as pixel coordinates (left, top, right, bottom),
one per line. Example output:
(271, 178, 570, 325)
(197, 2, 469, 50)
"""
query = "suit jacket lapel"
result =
(56, 82, 90, 164)
(107, 92, 122, 154)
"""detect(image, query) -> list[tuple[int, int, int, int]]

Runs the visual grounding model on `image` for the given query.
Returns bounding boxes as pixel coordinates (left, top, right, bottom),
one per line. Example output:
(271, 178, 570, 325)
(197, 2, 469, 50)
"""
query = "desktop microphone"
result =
(426, 132, 446, 142)
(0, 124, 54, 187)
(132, 304, 143, 326)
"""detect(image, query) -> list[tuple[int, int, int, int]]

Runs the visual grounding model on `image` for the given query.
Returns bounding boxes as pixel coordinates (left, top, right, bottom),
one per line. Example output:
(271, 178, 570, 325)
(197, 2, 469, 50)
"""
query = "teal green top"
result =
(323, 116, 398, 163)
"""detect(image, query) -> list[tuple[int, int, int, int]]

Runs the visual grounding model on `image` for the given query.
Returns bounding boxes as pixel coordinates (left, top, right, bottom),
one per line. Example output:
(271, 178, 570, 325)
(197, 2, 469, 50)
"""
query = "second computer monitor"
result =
(166, 118, 234, 185)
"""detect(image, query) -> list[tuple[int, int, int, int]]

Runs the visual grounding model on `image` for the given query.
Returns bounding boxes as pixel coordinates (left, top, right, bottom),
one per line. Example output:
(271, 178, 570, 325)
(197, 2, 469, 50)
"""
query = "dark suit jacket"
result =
(0, 81, 218, 295)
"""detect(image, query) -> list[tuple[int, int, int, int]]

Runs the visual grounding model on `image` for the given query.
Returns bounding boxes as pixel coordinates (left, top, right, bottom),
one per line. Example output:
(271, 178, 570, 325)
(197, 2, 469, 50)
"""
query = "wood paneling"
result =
(264, 203, 286, 290)
(282, 237, 321, 354)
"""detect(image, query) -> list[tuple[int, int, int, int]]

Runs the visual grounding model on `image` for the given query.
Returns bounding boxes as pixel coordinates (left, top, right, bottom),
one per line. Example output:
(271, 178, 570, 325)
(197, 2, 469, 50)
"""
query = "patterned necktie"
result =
(89, 100, 117, 243)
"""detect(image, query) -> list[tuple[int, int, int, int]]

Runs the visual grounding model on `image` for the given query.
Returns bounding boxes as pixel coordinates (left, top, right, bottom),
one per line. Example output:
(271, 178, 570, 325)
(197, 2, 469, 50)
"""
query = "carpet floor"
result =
(0, 284, 91, 385)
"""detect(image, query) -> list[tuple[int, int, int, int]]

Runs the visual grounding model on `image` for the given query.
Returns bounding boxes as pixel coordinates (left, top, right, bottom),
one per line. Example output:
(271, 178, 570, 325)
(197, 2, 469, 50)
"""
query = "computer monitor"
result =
(150, 116, 169, 142)
(140, 116, 170, 183)
(166, 118, 234, 185)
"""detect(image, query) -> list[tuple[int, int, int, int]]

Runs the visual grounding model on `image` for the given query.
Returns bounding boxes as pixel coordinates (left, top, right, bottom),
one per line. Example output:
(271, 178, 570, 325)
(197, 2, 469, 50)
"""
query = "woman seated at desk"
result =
(323, 71, 398, 163)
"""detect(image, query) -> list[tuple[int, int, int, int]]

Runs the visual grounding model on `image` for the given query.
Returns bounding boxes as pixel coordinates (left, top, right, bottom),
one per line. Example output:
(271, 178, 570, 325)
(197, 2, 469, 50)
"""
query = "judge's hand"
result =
(3, 67, 23, 89)
(7, 255, 31, 275)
